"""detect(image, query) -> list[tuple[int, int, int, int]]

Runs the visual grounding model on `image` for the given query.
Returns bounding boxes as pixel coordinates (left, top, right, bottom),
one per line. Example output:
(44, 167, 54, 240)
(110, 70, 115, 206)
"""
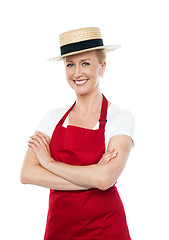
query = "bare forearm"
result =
(27, 131, 114, 190)
(44, 159, 102, 189)
(21, 163, 91, 191)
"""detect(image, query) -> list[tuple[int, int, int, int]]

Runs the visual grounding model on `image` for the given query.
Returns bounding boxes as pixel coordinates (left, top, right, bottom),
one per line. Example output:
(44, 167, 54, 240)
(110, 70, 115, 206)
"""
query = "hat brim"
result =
(48, 45, 121, 61)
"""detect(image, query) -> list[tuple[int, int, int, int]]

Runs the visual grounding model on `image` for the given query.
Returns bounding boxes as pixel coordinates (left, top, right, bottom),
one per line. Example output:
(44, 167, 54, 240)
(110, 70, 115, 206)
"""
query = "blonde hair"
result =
(95, 49, 107, 64)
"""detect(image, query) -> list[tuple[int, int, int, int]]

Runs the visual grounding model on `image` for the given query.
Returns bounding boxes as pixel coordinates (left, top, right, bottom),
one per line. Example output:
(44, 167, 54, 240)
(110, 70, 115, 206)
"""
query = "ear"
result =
(100, 61, 106, 77)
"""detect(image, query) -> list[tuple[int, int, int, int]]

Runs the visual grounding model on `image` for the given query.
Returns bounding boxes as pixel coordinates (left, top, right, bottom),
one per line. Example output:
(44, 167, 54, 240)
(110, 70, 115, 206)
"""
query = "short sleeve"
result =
(35, 109, 55, 138)
(35, 105, 71, 138)
(106, 109, 135, 146)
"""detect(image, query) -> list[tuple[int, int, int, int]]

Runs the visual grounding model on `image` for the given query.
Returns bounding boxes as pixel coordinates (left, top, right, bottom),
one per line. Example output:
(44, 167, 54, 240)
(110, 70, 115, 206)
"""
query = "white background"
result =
(0, 0, 169, 239)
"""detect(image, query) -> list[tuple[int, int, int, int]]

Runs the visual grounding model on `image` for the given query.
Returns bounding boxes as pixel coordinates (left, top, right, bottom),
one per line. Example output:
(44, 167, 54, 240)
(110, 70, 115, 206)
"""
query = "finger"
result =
(30, 135, 43, 145)
(98, 156, 111, 164)
(109, 151, 118, 158)
(98, 159, 105, 164)
(108, 152, 118, 160)
(102, 156, 114, 162)
(107, 148, 115, 153)
(98, 161, 104, 165)
(28, 138, 41, 148)
(30, 135, 48, 150)
(103, 151, 118, 159)
(101, 158, 110, 163)
(35, 132, 49, 145)
(103, 149, 116, 157)
(101, 152, 118, 162)
(28, 141, 37, 150)
(102, 152, 113, 158)
(98, 157, 110, 164)
(98, 150, 118, 164)
(34, 132, 50, 150)
(112, 151, 118, 156)
(35, 131, 50, 143)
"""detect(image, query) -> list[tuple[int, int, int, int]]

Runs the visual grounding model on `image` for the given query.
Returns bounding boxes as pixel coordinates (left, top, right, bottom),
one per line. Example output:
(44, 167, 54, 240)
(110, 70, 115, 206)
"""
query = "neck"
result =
(74, 91, 103, 114)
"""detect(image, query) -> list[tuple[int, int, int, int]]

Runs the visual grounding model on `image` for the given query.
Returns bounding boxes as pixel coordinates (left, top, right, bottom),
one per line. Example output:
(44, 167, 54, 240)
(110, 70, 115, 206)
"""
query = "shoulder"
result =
(44, 105, 71, 122)
(35, 104, 71, 138)
(105, 104, 135, 145)
(107, 103, 134, 123)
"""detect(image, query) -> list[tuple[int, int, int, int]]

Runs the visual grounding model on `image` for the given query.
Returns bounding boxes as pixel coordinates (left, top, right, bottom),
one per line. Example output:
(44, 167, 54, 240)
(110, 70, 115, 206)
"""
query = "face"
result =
(64, 50, 106, 96)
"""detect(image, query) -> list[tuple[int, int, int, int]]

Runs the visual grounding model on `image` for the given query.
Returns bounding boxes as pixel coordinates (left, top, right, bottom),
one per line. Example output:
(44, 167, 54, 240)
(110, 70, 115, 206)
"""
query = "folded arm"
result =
(98, 134, 133, 190)
(20, 135, 91, 191)
(26, 131, 133, 191)
(43, 135, 133, 190)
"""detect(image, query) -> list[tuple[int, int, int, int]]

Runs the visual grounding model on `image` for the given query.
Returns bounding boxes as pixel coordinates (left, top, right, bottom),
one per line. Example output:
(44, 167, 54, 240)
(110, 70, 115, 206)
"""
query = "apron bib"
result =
(44, 94, 131, 240)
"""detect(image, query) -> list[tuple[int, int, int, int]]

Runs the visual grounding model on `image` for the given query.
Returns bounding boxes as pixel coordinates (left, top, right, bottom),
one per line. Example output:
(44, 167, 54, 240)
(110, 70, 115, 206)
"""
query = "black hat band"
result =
(60, 38, 104, 56)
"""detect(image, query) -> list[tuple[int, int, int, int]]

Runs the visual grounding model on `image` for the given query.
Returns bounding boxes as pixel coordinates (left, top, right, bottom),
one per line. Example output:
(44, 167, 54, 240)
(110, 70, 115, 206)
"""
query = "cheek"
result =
(65, 69, 72, 80)
(97, 65, 102, 75)
(87, 67, 97, 78)
(91, 67, 100, 79)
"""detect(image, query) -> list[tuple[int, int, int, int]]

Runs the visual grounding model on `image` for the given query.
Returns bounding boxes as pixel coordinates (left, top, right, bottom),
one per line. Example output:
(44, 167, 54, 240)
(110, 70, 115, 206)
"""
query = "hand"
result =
(28, 131, 54, 168)
(97, 149, 118, 165)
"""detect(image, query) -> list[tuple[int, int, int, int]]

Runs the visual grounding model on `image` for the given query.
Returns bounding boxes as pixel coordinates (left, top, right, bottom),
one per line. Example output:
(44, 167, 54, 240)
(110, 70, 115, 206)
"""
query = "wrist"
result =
(43, 157, 55, 169)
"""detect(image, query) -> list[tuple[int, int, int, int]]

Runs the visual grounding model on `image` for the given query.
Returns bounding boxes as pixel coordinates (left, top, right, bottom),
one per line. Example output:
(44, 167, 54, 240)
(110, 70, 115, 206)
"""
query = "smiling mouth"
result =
(73, 79, 88, 85)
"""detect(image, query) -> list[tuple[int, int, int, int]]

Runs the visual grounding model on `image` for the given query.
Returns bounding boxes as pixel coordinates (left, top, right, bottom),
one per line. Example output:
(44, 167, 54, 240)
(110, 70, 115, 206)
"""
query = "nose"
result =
(73, 65, 82, 79)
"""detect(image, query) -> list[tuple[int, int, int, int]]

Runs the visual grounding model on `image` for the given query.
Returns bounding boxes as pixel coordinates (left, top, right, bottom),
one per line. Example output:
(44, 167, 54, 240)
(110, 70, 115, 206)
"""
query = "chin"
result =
(72, 86, 89, 96)
(75, 90, 88, 96)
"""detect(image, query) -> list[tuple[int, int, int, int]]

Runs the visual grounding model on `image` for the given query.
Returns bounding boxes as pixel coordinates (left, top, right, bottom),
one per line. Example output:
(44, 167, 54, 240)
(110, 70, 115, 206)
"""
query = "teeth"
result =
(74, 80, 88, 85)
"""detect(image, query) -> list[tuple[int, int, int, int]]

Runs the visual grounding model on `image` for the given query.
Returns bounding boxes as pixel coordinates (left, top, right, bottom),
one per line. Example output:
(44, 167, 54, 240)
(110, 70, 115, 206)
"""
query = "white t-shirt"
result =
(35, 103, 135, 151)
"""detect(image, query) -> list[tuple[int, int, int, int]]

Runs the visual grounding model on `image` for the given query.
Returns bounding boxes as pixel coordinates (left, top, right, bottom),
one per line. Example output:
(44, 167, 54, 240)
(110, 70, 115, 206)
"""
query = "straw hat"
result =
(48, 27, 121, 61)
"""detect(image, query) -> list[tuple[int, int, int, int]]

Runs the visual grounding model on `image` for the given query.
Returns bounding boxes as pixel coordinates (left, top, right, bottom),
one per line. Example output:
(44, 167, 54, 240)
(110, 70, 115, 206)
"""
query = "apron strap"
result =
(99, 94, 108, 129)
(58, 101, 76, 126)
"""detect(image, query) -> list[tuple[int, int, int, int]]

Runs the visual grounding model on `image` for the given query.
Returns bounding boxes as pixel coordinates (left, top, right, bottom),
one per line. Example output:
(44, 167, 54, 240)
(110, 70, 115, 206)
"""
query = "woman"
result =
(21, 27, 135, 240)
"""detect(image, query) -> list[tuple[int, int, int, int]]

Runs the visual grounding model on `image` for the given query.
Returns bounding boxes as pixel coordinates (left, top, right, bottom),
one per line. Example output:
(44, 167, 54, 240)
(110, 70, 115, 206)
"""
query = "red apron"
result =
(44, 94, 131, 240)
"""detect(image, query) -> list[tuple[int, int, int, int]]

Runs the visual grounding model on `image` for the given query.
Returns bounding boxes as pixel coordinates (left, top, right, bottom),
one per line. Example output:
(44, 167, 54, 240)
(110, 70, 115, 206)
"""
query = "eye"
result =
(82, 62, 90, 66)
(66, 63, 74, 67)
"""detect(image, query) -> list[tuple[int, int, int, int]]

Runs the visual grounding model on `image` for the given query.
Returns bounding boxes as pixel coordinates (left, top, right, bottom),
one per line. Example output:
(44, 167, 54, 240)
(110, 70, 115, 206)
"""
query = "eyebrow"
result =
(65, 58, 91, 63)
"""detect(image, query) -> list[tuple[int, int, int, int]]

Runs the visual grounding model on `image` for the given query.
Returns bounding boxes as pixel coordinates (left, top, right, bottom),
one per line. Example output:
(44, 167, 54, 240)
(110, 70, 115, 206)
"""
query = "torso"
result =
(45, 95, 131, 239)
(68, 101, 111, 130)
